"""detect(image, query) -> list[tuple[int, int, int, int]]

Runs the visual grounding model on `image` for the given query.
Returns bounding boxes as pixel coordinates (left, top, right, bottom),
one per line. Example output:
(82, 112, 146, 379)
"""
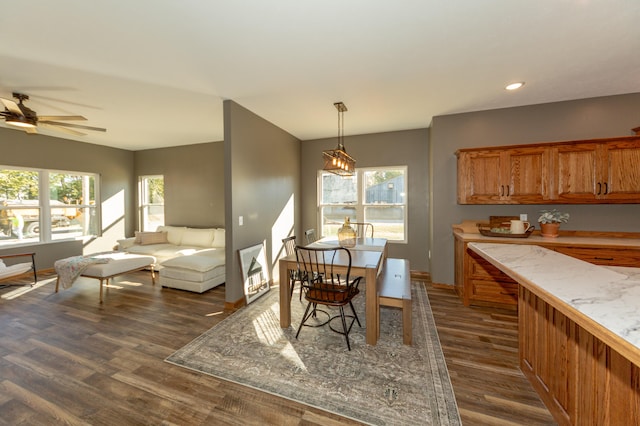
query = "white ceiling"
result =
(1, 1, 639, 151)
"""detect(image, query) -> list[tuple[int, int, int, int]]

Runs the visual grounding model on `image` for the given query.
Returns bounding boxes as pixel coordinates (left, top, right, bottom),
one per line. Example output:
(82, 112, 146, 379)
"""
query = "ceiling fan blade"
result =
(38, 115, 87, 121)
(39, 122, 86, 136)
(0, 97, 24, 116)
(40, 120, 106, 132)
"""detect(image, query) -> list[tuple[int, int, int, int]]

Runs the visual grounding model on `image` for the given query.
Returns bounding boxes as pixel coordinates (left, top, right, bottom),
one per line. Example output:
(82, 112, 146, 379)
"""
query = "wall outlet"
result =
(520, 214, 528, 221)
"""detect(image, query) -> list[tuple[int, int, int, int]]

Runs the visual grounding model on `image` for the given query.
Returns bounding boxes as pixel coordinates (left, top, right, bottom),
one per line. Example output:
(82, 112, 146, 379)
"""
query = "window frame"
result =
(138, 175, 165, 232)
(317, 166, 408, 243)
(0, 166, 101, 246)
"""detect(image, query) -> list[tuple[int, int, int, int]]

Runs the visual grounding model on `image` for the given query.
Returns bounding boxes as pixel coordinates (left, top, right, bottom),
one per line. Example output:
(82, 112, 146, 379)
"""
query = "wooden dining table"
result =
(278, 239, 386, 345)
(308, 236, 388, 255)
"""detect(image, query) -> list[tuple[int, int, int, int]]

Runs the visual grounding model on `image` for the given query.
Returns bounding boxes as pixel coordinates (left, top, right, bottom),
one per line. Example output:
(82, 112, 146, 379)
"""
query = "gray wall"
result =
(224, 100, 301, 304)
(134, 142, 225, 229)
(430, 93, 640, 285)
(0, 127, 135, 269)
(301, 129, 430, 271)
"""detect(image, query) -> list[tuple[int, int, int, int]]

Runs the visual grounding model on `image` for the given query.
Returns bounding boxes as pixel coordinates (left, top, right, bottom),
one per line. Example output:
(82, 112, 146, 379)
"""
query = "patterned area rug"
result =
(166, 282, 461, 425)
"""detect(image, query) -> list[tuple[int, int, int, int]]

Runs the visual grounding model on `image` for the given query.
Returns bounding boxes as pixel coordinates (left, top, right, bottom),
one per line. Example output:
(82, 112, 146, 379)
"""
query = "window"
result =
(0, 167, 100, 245)
(139, 175, 164, 231)
(319, 167, 407, 242)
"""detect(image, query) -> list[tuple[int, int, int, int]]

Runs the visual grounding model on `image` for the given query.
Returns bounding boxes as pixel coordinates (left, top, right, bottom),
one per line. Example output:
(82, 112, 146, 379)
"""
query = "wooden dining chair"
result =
(351, 222, 374, 238)
(294, 246, 362, 350)
(282, 236, 305, 300)
(304, 228, 317, 244)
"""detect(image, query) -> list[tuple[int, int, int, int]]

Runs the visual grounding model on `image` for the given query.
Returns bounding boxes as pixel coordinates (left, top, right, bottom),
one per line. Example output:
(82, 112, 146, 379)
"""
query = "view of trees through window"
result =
(319, 167, 407, 241)
(0, 168, 99, 244)
(140, 175, 165, 231)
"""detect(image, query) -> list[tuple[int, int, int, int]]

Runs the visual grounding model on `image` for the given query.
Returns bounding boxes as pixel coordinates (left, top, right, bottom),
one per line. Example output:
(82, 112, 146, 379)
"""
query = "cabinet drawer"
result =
(553, 246, 640, 267)
(470, 279, 518, 305)
(468, 251, 515, 280)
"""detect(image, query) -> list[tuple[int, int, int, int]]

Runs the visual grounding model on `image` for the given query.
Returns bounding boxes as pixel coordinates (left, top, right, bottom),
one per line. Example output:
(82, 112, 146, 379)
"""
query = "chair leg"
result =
(295, 301, 314, 339)
(339, 306, 352, 351)
(349, 301, 361, 327)
(289, 275, 303, 301)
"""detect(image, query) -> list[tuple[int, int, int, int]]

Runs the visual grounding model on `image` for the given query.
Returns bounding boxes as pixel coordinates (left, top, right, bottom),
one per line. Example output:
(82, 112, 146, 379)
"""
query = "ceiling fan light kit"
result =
(6, 115, 36, 128)
(0, 92, 106, 135)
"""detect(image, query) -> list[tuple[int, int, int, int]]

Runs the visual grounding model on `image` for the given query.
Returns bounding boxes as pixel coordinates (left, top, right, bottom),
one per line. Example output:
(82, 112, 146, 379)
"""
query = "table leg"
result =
(365, 265, 378, 345)
(279, 259, 291, 328)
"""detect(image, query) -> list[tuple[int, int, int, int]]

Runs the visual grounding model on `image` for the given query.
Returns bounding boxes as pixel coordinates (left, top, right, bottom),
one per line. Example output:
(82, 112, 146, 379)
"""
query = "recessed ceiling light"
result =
(505, 82, 525, 91)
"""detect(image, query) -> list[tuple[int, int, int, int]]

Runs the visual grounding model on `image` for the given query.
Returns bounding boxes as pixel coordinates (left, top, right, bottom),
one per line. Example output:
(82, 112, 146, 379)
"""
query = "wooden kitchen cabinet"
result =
(466, 249, 519, 307)
(454, 235, 520, 309)
(457, 145, 549, 204)
(457, 135, 640, 204)
(453, 229, 640, 309)
(552, 138, 640, 203)
(552, 245, 640, 267)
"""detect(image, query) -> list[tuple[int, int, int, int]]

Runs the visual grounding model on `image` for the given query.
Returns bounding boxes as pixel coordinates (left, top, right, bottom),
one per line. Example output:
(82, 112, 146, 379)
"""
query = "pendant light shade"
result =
(322, 102, 355, 177)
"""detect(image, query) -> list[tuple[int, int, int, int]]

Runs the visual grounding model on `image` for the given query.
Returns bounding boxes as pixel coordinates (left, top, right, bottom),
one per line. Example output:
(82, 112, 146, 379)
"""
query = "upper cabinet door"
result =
(552, 142, 600, 202)
(506, 146, 549, 203)
(600, 140, 640, 201)
(457, 150, 503, 203)
(457, 146, 549, 204)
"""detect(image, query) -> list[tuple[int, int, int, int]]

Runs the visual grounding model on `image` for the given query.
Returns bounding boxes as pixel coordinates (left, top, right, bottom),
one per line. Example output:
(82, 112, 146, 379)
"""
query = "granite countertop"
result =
(467, 242, 640, 366)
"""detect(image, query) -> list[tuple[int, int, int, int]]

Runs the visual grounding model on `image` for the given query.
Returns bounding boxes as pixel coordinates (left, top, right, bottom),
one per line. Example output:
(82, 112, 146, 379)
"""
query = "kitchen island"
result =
(453, 225, 640, 309)
(468, 242, 640, 426)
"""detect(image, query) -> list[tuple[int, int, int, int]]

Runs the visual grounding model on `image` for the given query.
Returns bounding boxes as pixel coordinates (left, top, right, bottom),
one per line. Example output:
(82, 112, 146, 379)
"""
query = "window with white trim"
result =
(318, 166, 407, 242)
(0, 167, 100, 245)
(139, 175, 164, 231)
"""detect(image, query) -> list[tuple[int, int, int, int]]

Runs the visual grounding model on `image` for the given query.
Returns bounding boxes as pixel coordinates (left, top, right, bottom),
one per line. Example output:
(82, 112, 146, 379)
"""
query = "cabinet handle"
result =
(597, 182, 601, 195)
(594, 257, 614, 261)
(501, 185, 504, 196)
(604, 182, 608, 194)
(500, 292, 517, 296)
(506, 185, 510, 196)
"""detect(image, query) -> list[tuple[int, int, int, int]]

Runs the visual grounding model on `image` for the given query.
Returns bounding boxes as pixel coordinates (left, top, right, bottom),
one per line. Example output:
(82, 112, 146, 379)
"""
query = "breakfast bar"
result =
(468, 242, 640, 425)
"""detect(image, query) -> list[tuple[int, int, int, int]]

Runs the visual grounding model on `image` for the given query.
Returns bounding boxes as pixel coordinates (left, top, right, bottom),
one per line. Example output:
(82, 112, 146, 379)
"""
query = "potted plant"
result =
(538, 209, 570, 238)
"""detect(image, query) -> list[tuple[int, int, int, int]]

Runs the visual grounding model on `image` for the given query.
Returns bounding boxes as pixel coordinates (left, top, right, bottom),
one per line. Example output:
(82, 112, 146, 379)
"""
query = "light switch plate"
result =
(239, 215, 244, 226)
(520, 214, 528, 221)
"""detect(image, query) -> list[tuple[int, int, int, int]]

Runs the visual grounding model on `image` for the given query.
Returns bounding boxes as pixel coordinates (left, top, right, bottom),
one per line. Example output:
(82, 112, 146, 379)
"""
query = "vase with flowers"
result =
(538, 209, 570, 238)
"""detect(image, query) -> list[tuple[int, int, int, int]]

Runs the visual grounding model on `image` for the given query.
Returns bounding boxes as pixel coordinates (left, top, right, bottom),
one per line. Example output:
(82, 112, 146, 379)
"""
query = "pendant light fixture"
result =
(322, 101, 355, 177)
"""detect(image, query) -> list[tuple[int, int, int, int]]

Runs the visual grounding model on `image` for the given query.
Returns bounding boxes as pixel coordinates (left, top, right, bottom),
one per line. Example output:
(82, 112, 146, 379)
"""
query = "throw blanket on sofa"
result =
(54, 253, 112, 289)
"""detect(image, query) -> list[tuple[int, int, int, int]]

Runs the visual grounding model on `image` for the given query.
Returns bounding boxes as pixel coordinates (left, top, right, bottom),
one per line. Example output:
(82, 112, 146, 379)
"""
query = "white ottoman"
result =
(159, 249, 225, 293)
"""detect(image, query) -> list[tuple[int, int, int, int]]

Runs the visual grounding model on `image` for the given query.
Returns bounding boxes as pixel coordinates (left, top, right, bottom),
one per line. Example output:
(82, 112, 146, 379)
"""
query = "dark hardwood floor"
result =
(0, 271, 555, 425)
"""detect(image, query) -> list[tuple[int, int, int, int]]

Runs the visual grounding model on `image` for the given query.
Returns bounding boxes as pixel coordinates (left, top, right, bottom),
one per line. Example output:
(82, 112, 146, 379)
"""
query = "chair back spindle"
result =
(282, 236, 297, 256)
(352, 222, 374, 238)
(282, 236, 304, 300)
(304, 228, 317, 244)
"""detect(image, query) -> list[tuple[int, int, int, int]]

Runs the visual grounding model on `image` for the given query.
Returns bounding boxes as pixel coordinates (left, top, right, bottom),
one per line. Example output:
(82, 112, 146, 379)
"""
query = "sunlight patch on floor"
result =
(1, 277, 55, 300)
(251, 300, 307, 371)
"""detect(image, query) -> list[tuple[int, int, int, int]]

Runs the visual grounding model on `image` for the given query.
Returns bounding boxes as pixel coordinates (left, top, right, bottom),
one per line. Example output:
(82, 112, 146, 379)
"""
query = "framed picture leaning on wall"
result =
(238, 242, 270, 304)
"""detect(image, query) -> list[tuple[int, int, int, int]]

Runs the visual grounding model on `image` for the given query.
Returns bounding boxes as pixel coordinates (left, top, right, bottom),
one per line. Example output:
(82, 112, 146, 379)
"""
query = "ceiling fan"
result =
(0, 92, 106, 136)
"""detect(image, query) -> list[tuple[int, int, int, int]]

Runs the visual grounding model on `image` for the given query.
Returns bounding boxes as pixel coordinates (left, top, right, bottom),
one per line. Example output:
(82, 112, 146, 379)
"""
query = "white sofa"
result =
(116, 225, 225, 293)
